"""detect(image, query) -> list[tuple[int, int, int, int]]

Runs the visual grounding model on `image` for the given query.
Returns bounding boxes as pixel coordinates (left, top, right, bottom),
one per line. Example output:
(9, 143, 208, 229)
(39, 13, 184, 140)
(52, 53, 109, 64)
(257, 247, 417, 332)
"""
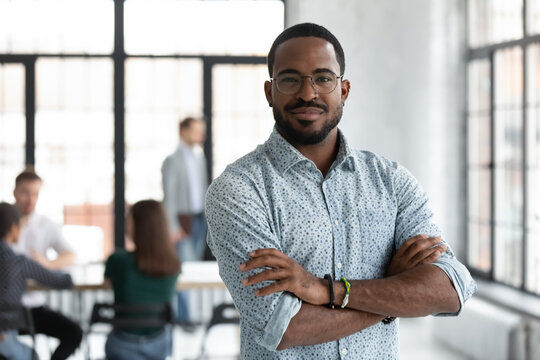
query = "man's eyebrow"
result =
(275, 68, 337, 77)
(275, 69, 300, 77)
(313, 68, 336, 74)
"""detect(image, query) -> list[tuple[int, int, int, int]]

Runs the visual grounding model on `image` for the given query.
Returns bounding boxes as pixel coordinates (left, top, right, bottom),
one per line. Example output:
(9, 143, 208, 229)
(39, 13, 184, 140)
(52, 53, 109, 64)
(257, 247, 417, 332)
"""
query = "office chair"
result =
(0, 304, 36, 360)
(85, 302, 173, 360)
(198, 303, 240, 359)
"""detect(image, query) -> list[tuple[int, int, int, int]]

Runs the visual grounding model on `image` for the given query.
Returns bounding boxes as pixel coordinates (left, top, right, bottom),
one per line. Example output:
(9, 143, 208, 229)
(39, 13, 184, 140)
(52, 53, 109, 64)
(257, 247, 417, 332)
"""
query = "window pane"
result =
(494, 225, 523, 286)
(495, 47, 523, 110)
(468, 115, 491, 165)
(495, 169, 523, 225)
(212, 64, 274, 178)
(493, 46, 523, 229)
(526, 169, 540, 293)
(0, 0, 113, 54)
(468, 168, 491, 221)
(125, 0, 284, 55)
(35, 58, 114, 261)
(468, 60, 491, 114)
(468, 60, 491, 168)
(526, 44, 540, 293)
(468, 221, 491, 272)
(468, 0, 524, 48)
(527, 0, 540, 35)
(0, 64, 25, 202)
(494, 108, 523, 166)
(125, 58, 203, 203)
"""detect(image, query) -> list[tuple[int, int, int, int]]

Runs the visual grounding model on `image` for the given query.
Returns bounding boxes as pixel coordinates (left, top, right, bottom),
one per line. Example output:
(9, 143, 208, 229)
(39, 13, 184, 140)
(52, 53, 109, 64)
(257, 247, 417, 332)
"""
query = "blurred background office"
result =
(0, 0, 539, 359)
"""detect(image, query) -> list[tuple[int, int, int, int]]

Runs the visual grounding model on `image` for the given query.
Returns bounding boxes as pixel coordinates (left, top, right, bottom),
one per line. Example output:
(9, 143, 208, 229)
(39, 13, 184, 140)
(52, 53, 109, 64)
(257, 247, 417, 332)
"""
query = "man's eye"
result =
(315, 76, 332, 83)
(281, 77, 300, 83)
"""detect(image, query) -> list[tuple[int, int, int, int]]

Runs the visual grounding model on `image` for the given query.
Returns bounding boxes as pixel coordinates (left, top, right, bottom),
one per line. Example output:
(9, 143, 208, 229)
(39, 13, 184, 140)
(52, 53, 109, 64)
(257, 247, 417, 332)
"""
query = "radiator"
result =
(432, 297, 528, 360)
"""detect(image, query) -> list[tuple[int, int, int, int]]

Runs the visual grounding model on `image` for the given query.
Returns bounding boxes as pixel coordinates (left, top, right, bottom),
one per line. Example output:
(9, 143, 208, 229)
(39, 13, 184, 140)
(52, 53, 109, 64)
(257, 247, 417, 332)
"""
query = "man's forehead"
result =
(273, 36, 339, 74)
(16, 180, 41, 189)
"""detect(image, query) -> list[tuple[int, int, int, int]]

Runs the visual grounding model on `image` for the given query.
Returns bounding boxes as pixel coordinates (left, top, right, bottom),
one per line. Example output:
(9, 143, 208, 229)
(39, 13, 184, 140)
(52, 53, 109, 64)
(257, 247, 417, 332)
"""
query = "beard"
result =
(273, 100, 343, 146)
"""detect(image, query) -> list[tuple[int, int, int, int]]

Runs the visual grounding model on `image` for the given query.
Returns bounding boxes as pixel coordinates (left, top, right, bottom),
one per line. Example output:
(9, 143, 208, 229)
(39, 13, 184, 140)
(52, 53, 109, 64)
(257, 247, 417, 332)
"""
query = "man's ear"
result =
(264, 81, 273, 107)
(340, 79, 351, 103)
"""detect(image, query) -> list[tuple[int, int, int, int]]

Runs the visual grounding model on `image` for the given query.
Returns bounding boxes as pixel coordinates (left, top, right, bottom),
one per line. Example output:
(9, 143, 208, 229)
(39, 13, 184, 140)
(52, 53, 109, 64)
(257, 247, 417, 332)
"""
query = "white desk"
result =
(28, 261, 226, 292)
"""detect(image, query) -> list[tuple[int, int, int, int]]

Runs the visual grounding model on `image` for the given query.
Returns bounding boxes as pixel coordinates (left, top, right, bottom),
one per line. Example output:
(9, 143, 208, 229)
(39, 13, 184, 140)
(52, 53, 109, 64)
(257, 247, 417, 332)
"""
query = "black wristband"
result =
(324, 274, 334, 309)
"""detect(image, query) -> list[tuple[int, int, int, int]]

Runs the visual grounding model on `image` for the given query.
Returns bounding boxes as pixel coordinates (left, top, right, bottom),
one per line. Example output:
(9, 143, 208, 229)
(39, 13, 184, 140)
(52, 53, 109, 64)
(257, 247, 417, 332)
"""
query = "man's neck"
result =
(292, 130, 340, 178)
(20, 212, 31, 227)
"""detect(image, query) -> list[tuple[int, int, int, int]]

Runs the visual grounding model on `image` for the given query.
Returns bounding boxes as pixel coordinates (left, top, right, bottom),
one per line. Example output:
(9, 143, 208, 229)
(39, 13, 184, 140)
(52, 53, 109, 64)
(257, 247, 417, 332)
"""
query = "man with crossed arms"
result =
(206, 23, 476, 359)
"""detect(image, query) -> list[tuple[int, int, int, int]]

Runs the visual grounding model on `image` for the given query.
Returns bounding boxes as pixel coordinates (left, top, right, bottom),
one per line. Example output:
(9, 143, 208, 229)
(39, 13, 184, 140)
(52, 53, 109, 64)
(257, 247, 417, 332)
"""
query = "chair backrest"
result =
(89, 302, 173, 330)
(0, 304, 35, 334)
(198, 303, 240, 359)
(0, 304, 36, 360)
(207, 303, 240, 330)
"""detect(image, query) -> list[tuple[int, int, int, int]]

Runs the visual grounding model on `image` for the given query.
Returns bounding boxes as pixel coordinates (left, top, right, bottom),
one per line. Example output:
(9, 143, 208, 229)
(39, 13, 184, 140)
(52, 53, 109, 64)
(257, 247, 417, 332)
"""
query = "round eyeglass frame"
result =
(270, 71, 344, 95)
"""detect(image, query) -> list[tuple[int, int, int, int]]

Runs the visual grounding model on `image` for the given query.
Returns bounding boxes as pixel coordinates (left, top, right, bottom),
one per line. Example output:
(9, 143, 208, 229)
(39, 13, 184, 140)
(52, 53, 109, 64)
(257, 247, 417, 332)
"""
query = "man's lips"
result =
(287, 107, 325, 121)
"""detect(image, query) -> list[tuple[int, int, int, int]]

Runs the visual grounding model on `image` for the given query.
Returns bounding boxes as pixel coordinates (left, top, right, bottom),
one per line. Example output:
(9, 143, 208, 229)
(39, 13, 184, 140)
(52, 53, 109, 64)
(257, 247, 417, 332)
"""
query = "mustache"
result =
(284, 100, 328, 112)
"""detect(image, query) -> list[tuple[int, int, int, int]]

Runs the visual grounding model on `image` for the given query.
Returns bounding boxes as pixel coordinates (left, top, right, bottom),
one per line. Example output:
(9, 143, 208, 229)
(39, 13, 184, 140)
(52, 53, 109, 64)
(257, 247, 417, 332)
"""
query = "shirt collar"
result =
(264, 126, 356, 175)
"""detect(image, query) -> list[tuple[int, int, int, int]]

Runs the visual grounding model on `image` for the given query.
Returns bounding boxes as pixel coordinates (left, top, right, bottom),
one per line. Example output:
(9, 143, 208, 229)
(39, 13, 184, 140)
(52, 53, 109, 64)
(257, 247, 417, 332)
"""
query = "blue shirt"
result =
(206, 127, 477, 359)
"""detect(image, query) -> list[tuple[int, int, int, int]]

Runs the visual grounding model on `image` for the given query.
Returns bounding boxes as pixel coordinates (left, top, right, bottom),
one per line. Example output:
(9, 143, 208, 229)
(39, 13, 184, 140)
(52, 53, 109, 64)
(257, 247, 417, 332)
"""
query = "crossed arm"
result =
(240, 235, 459, 350)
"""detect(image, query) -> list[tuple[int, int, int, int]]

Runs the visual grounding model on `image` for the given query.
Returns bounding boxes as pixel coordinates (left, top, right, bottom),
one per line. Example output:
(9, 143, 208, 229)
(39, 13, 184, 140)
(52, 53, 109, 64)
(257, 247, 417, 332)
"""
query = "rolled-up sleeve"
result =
(206, 168, 301, 351)
(392, 163, 477, 316)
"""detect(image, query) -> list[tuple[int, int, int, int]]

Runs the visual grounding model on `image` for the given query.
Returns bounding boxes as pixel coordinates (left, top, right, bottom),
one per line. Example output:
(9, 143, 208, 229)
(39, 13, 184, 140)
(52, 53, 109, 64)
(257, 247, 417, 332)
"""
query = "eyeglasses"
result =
(271, 71, 343, 95)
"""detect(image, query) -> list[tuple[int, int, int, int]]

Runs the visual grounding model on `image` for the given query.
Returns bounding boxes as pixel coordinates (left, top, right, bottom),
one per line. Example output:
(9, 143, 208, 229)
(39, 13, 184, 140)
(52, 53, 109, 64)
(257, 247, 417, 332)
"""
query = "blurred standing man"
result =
(11, 170, 82, 359)
(162, 116, 209, 325)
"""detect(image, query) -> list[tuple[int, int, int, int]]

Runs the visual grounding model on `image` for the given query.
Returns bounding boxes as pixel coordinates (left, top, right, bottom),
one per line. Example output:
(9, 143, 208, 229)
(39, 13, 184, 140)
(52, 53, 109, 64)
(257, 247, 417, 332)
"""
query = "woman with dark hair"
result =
(104, 200, 180, 360)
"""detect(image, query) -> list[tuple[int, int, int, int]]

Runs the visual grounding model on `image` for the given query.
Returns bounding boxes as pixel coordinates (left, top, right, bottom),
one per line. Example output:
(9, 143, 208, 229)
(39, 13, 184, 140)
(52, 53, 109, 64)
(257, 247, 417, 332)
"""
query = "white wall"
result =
(286, 0, 467, 257)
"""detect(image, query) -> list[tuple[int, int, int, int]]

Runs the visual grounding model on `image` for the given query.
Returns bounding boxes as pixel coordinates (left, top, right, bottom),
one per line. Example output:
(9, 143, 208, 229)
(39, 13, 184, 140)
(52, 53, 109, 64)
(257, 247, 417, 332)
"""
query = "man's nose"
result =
(295, 76, 318, 101)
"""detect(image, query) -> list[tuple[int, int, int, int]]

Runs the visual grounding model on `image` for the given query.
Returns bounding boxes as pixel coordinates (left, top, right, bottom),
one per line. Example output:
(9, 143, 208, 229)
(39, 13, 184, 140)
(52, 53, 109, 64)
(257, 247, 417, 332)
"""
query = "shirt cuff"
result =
(432, 258, 478, 317)
(255, 292, 302, 351)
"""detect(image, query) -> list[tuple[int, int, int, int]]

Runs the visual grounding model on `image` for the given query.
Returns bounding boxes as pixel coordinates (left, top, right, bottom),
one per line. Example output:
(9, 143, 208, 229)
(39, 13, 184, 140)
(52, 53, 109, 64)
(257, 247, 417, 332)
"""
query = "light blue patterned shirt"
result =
(206, 127, 477, 360)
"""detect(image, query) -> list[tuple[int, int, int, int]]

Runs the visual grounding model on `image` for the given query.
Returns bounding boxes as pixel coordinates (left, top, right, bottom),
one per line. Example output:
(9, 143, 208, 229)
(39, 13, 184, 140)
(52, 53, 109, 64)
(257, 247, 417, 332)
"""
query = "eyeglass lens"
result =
(275, 72, 339, 94)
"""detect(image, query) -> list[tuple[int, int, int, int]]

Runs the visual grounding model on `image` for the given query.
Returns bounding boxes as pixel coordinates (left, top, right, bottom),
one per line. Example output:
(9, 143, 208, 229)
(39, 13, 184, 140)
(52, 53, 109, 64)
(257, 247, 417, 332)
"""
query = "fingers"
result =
(240, 254, 289, 272)
(239, 248, 289, 271)
(401, 235, 442, 260)
(254, 281, 289, 297)
(241, 268, 286, 286)
(418, 247, 446, 265)
(409, 244, 447, 265)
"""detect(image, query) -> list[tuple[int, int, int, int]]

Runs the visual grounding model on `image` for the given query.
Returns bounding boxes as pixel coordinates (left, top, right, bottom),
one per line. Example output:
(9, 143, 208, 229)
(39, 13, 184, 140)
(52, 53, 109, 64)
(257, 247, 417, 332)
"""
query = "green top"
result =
(105, 250, 179, 335)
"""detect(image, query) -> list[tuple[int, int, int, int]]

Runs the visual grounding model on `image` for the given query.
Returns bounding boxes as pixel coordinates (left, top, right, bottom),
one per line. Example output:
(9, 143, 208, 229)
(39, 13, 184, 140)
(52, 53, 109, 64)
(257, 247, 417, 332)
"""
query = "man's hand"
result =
(31, 250, 76, 270)
(31, 251, 51, 267)
(171, 229, 188, 244)
(386, 235, 446, 277)
(240, 248, 328, 305)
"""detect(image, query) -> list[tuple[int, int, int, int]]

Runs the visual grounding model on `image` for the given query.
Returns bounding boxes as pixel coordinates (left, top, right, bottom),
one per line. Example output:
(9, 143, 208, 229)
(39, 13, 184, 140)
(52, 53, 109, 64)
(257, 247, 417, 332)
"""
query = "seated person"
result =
(104, 200, 180, 360)
(11, 170, 82, 360)
(0, 202, 74, 360)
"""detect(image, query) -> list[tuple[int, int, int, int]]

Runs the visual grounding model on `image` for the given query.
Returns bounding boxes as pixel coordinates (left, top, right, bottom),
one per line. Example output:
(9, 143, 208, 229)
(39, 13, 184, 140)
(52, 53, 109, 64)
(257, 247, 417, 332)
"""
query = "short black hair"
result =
(15, 170, 42, 187)
(0, 202, 20, 240)
(267, 23, 345, 77)
(179, 117, 203, 133)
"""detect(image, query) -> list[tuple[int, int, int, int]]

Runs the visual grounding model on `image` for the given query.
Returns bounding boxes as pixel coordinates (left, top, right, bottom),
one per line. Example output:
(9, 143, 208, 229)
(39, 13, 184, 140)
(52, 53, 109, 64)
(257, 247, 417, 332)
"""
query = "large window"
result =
(0, 63, 25, 201)
(467, 0, 540, 294)
(0, 0, 284, 258)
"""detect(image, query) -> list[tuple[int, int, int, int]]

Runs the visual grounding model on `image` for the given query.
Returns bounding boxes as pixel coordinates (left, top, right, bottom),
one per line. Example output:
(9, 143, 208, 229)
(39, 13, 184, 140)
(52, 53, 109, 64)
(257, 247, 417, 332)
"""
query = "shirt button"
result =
(334, 219, 339, 226)
(306, 162, 312, 168)
(342, 348, 348, 355)
(337, 262, 342, 269)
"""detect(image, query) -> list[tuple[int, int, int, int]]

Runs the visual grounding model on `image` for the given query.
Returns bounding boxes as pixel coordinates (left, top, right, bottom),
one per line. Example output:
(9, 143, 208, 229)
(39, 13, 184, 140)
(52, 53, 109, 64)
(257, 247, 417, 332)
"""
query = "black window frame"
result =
(466, 0, 540, 295)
